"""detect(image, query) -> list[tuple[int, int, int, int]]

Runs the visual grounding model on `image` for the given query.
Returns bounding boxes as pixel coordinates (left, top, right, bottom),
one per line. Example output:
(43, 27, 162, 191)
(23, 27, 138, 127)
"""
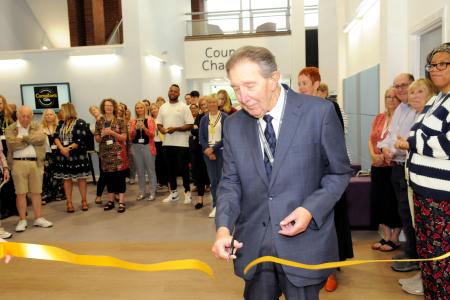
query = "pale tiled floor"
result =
(0, 182, 422, 299)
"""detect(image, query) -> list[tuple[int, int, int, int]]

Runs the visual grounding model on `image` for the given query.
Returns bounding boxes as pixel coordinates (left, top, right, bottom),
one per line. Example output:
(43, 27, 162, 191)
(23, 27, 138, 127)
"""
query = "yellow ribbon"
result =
(0, 242, 213, 277)
(244, 252, 450, 275)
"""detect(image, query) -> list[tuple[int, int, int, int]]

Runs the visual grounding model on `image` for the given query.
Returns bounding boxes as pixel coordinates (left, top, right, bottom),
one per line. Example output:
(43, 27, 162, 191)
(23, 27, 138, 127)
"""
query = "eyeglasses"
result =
(425, 62, 450, 72)
(385, 96, 397, 99)
(393, 83, 409, 89)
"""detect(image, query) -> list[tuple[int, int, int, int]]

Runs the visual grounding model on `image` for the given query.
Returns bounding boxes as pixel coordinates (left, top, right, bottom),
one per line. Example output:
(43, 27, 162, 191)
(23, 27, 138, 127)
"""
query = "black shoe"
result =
(391, 261, 420, 272)
(194, 202, 203, 209)
(117, 203, 126, 213)
(104, 201, 115, 211)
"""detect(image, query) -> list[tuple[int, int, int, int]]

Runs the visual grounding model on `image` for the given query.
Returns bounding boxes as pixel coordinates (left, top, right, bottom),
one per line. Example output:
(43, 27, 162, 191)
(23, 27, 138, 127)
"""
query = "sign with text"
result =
(34, 86, 59, 109)
(184, 35, 292, 79)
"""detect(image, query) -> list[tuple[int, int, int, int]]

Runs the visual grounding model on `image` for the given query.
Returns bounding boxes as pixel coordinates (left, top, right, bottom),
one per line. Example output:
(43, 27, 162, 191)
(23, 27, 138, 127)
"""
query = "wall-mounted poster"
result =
(20, 82, 71, 113)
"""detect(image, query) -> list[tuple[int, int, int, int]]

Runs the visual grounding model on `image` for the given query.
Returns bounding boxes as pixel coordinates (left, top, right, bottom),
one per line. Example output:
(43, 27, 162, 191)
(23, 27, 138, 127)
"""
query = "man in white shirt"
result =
(157, 84, 194, 203)
(5, 106, 53, 232)
(378, 73, 419, 272)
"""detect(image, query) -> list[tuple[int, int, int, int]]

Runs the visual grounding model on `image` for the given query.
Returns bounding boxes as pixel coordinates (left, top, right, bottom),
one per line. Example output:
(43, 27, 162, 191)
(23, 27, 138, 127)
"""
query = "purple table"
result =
(345, 176, 372, 228)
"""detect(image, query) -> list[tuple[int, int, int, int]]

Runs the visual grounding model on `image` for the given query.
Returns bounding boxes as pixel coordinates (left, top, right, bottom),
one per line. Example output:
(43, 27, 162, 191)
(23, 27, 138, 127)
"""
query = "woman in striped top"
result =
(396, 43, 450, 300)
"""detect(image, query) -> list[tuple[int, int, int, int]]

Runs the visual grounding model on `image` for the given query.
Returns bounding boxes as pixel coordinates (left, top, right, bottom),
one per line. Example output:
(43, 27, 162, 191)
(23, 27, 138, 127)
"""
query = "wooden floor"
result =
(0, 182, 422, 299)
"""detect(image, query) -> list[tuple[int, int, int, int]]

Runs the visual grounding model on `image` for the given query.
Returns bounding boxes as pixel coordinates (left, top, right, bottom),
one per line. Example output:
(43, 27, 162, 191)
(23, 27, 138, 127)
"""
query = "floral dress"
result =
(54, 119, 91, 179)
(95, 117, 129, 173)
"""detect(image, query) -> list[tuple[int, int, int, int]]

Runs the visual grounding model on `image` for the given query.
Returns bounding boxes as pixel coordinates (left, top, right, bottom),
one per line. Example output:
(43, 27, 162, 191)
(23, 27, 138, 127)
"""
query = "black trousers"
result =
(244, 223, 325, 300)
(189, 148, 208, 196)
(104, 170, 127, 194)
(96, 156, 106, 197)
(155, 142, 168, 186)
(163, 146, 190, 192)
(370, 166, 402, 228)
(391, 164, 418, 258)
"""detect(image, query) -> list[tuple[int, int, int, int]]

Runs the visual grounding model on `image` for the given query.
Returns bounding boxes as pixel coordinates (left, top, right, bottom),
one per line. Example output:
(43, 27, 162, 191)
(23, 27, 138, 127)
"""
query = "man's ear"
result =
(270, 71, 281, 89)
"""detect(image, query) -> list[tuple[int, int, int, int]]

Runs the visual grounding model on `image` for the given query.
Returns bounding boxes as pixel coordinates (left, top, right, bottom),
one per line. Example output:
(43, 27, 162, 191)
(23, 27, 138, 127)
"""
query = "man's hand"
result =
(204, 147, 214, 156)
(0, 238, 11, 264)
(212, 227, 243, 261)
(279, 207, 313, 236)
(166, 127, 177, 134)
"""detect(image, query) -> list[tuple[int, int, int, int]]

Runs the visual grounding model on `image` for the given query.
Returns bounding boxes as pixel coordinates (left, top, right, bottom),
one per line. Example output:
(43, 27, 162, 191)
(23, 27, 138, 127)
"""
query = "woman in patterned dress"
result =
(41, 109, 64, 203)
(95, 99, 129, 213)
(54, 103, 91, 212)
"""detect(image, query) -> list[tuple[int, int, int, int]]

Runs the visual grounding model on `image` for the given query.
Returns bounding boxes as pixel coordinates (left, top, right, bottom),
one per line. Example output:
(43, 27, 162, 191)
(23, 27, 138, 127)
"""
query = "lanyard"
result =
(257, 88, 287, 166)
(424, 93, 450, 119)
(208, 113, 221, 137)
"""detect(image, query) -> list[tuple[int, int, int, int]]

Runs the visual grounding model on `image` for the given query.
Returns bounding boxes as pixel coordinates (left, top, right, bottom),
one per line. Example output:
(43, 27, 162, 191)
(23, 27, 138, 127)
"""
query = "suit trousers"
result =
(243, 221, 325, 300)
(391, 164, 418, 258)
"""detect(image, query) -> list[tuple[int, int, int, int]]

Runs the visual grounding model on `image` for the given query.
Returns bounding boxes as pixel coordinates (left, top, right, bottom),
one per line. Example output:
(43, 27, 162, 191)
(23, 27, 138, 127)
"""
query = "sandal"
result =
(117, 203, 126, 213)
(81, 201, 89, 211)
(66, 202, 75, 213)
(380, 240, 401, 252)
(194, 202, 204, 209)
(371, 239, 387, 250)
(104, 201, 115, 211)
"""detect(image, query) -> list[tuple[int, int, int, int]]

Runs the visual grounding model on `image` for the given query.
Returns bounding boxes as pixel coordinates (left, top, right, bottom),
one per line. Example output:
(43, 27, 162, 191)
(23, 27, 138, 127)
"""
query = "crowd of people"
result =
(368, 44, 450, 299)
(0, 84, 238, 235)
(0, 43, 449, 300)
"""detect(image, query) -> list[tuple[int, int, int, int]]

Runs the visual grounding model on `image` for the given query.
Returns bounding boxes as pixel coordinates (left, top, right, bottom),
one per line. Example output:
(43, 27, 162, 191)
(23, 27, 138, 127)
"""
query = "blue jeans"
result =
(131, 143, 157, 195)
(203, 149, 223, 207)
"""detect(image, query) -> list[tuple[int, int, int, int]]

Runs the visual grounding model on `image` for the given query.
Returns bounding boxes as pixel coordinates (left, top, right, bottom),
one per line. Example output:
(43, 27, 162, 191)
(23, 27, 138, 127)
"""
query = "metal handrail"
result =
(185, 7, 291, 37)
(107, 19, 123, 45)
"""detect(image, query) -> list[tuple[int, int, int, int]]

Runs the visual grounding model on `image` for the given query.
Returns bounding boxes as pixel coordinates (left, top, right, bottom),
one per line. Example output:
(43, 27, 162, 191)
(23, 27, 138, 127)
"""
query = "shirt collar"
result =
(266, 85, 285, 121)
(17, 121, 30, 130)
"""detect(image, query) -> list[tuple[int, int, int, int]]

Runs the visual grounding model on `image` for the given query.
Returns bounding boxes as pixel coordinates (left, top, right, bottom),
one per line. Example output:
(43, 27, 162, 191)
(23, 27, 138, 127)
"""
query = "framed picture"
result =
(20, 82, 71, 113)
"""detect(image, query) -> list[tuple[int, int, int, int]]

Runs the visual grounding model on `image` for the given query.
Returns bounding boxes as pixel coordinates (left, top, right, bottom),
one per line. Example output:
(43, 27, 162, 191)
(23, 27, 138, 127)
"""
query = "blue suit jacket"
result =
(215, 86, 352, 286)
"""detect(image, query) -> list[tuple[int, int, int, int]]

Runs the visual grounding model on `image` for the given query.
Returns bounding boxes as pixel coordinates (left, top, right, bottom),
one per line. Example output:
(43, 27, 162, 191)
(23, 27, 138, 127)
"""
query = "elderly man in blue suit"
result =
(212, 46, 352, 300)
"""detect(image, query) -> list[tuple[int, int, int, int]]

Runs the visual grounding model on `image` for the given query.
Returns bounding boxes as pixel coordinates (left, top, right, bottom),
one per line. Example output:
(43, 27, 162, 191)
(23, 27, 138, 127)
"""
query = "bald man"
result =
(5, 106, 52, 232)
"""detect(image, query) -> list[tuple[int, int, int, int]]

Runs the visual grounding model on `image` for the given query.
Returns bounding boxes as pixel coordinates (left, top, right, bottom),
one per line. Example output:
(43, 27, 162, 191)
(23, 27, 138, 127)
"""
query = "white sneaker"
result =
(147, 193, 156, 201)
(15, 219, 27, 232)
(0, 230, 12, 239)
(208, 207, 216, 218)
(399, 272, 421, 286)
(184, 191, 192, 204)
(162, 191, 179, 203)
(33, 217, 53, 228)
(401, 276, 424, 296)
(129, 179, 136, 185)
(136, 194, 145, 201)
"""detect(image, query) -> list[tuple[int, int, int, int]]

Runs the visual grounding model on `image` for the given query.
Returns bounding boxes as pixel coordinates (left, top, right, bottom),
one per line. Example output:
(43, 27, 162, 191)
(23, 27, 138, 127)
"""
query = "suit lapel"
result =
(245, 116, 269, 186)
(269, 90, 303, 188)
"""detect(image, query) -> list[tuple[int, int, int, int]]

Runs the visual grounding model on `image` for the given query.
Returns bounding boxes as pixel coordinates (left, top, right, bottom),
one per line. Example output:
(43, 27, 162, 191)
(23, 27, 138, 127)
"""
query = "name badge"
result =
(63, 141, 69, 146)
(106, 139, 114, 145)
(51, 145, 57, 150)
(0, 135, 5, 140)
(138, 138, 145, 144)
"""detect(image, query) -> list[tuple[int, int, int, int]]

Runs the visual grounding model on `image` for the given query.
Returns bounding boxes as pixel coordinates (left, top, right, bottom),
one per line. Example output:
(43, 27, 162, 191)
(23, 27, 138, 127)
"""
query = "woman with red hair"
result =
(298, 67, 354, 293)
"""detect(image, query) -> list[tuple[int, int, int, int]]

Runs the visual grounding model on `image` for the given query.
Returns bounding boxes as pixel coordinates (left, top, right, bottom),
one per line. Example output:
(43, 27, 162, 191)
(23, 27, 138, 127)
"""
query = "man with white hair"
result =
(5, 106, 52, 232)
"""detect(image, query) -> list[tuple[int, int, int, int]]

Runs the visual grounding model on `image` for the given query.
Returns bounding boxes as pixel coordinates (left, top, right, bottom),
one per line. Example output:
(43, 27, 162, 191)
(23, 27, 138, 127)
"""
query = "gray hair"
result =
(226, 46, 277, 78)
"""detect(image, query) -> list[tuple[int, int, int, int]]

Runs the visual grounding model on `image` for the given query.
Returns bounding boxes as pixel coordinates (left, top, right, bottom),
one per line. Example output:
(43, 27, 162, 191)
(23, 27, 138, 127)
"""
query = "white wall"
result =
(345, 1, 381, 77)
(25, 0, 70, 48)
(0, 0, 52, 51)
(0, 0, 189, 122)
(318, 0, 339, 95)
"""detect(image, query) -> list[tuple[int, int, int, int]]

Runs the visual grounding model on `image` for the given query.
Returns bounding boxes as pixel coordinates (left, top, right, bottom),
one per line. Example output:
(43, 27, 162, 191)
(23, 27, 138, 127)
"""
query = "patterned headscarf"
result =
(427, 42, 450, 63)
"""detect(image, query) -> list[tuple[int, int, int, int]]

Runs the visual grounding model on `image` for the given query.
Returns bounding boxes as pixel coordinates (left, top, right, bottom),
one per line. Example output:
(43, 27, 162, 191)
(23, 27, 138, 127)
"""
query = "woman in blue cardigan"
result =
(199, 95, 227, 218)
